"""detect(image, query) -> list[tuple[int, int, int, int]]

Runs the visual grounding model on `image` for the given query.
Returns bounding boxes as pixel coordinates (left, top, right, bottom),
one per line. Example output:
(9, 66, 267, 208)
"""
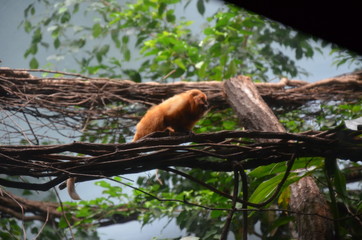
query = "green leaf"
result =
(73, 3, 79, 14)
(209, 42, 221, 56)
(58, 6, 67, 14)
(31, 6, 36, 15)
(357, 201, 362, 212)
(158, 2, 167, 16)
(54, 38, 60, 49)
(225, 60, 237, 78)
(136, 35, 149, 47)
(249, 172, 301, 205)
(222, 120, 236, 130)
(99, 44, 110, 55)
(111, 29, 120, 48)
(334, 163, 347, 199)
(336, 58, 347, 67)
(295, 47, 303, 60)
(75, 38, 86, 48)
(171, 67, 185, 78)
(196, 0, 205, 15)
(278, 186, 291, 209)
(92, 23, 102, 38)
(29, 57, 39, 69)
(123, 48, 131, 61)
(249, 157, 323, 178)
(203, 27, 214, 35)
(24, 20, 32, 33)
(123, 69, 142, 82)
(210, 210, 223, 218)
(60, 11, 71, 23)
(76, 207, 90, 218)
(58, 215, 70, 228)
(95, 180, 111, 188)
(50, 26, 60, 38)
(166, 9, 176, 23)
(122, 35, 129, 44)
(24, 4, 33, 18)
(351, 105, 361, 113)
(32, 28, 42, 44)
(174, 58, 186, 70)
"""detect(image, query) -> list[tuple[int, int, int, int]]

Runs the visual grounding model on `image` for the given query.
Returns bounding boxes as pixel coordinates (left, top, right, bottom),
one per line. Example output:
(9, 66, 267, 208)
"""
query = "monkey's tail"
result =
(67, 177, 81, 200)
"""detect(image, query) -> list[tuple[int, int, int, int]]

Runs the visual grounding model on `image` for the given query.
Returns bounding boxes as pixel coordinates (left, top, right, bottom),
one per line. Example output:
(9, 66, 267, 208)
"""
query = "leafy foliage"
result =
(329, 45, 362, 69)
(22, 0, 315, 82)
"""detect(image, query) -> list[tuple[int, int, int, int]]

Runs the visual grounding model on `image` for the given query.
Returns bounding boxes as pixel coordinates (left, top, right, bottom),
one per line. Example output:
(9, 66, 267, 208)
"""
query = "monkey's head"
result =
(188, 89, 209, 113)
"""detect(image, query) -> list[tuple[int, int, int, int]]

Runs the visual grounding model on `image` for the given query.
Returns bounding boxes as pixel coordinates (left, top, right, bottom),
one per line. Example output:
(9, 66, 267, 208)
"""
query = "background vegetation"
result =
(1, 0, 361, 239)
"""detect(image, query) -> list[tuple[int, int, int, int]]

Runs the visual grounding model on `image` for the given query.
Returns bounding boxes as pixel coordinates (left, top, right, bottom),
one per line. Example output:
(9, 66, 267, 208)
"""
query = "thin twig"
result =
(53, 185, 75, 240)
(324, 156, 340, 239)
(23, 112, 39, 145)
(31, 209, 49, 240)
(239, 166, 249, 240)
(220, 170, 239, 240)
(2, 190, 27, 240)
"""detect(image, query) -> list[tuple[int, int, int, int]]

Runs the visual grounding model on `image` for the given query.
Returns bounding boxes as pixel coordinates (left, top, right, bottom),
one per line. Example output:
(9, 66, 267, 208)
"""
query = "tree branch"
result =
(0, 188, 139, 227)
(0, 128, 360, 192)
(1, 68, 361, 119)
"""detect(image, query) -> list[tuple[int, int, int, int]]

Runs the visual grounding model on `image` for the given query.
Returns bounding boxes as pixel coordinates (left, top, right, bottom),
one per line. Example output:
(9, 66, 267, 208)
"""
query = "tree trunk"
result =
(222, 76, 285, 134)
(289, 176, 333, 239)
(223, 75, 333, 240)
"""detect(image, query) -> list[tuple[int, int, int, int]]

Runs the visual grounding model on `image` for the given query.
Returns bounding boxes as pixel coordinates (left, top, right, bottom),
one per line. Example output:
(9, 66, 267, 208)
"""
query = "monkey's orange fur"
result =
(67, 177, 81, 200)
(133, 89, 208, 141)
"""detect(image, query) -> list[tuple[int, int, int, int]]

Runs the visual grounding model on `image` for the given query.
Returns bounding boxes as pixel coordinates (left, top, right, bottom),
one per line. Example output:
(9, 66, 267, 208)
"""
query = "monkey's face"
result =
(190, 90, 209, 112)
(198, 94, 209, 111)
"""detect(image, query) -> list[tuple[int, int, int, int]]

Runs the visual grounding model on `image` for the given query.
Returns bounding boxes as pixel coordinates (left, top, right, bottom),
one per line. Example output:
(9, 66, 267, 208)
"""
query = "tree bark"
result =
(289, 176, 333, 240)
(1, 68, 361, 114)
(223, 75, 333, 240)
(223, 75, 285, 133)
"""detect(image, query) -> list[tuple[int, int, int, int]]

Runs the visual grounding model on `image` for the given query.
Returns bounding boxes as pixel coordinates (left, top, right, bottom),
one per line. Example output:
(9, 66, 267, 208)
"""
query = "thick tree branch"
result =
(0, 129, 360, 192)
(1, 68, 360, 145)
(1, 68, 361, 117)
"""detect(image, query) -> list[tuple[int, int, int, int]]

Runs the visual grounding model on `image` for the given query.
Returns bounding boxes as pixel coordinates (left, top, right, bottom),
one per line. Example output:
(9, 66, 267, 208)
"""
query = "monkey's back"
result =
(133, 90, 208, 141)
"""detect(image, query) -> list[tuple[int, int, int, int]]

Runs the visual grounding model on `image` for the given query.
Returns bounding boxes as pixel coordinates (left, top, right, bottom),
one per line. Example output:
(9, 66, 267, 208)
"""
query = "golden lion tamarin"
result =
(133, 89, 209, 141)
(66, 89, 208, 200)
(133, 89, 208, 185)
